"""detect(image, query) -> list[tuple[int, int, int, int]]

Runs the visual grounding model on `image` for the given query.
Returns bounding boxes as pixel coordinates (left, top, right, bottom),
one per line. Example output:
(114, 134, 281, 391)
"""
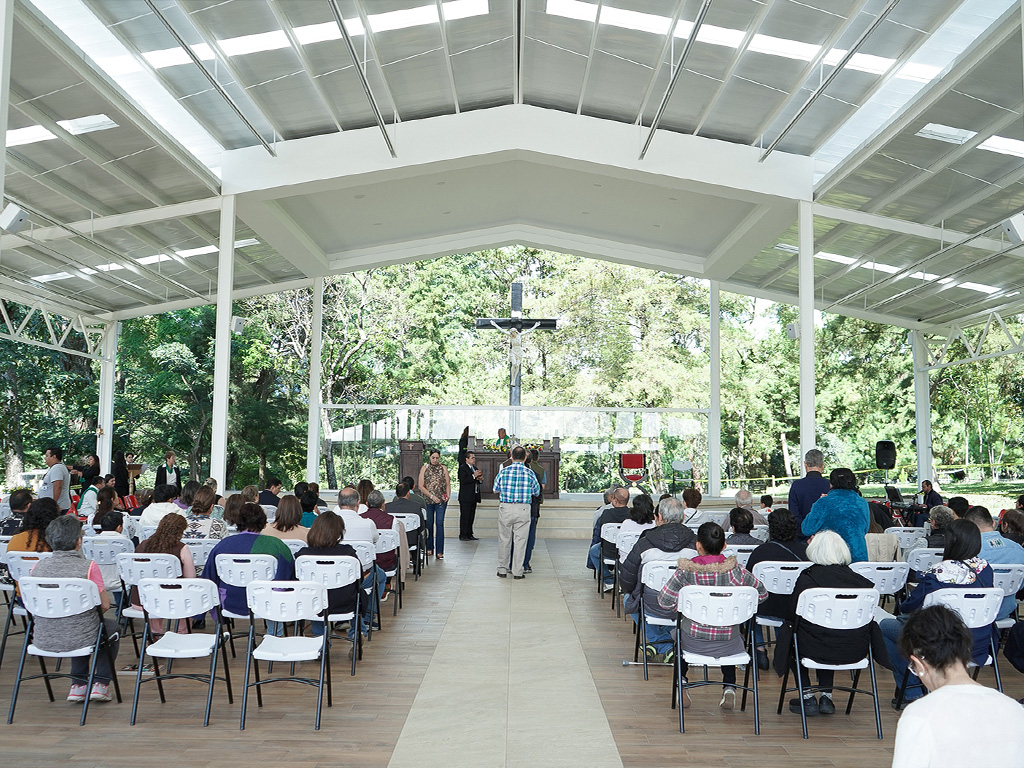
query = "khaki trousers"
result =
(497, 502, 531, 577)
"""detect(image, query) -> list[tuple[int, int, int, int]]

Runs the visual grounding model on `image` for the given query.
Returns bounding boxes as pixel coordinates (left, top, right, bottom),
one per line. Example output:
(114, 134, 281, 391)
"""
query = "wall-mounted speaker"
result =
(875, 440, 896, 470)
(0, 203, 28, 234)
(1001, 213, 1024, 244)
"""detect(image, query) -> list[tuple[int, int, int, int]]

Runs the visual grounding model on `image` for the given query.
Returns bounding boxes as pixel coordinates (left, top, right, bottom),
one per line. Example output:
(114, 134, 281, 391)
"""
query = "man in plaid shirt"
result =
(493, 445, 540, 580)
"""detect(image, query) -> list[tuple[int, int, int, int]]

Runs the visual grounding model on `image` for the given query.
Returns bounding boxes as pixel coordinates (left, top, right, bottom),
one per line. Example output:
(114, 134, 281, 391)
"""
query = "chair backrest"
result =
(376, 529, 400, 554)
(0, 535, 13, 557)
(182, 538, 219, 569)
(849, 561, 911, 595)
(619, 453, 645, 471)
(751, 561, 812, 596)
(295, 555, 361, 590)
(923, 587, 1003, 629)
(347, 540, 376, 569)
(116, 552, 182, 586)
(81, 535, 135, 565)
(137, 577, 220, 619)
(600, 522, 621, 545)
(886, 527, 927, 549)
(640, 560, 678, 592)
(19, 577, 100, 618)
(906, 548, 944, 572)
(213, 553, 277, 586)
(617, 531, 643, 560)
(751, 525, 769, 542)
(246, 580, 327, 622)
(722, 545, 758, 568)
(282, 539, 307, 557)
(4, 550, 54, 582)
(677, 585, 759, 626)
(124, 495, 139, 509)
(140, 525, 158, 541)
(795, 587, 880, 630)
(261, 504, 277, 522)
(991, 564, 1024, 597)
(390, 512, 420, 532)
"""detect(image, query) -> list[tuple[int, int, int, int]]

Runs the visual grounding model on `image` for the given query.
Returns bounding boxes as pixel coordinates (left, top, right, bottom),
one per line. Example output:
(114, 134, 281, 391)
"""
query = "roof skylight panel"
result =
(6, 114, 120, 148)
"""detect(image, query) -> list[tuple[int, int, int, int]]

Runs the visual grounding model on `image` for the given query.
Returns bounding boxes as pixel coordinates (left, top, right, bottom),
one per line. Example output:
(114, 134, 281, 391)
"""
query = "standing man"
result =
(457, 426, 482, 541)
(155, 450, 182, 493)
(787, 448, 830, 532)
(493, 445, 540, 580)
(40, 446, 72, 513)
(521, 448, 545, 573)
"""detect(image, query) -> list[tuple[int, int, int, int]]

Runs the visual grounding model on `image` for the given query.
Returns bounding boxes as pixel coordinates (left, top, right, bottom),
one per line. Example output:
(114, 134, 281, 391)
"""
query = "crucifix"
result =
(476, 283, 558, 434)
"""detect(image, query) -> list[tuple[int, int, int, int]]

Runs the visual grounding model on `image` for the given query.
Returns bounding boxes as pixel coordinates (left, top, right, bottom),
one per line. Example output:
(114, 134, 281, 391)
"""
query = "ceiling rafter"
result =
(632, 0, 687, 126)
(575, 0, 604, 115)
(0, 298, 107, 360)
(14, 0, 220, 193)
(350, 0, 402, 123)
(513, 0, 524, 104)
(434, 0, 461, 114)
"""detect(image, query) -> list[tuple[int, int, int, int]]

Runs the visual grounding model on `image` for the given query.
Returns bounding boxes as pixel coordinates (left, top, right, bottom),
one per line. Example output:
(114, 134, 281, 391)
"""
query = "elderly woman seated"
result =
(773, 530, 889, 716)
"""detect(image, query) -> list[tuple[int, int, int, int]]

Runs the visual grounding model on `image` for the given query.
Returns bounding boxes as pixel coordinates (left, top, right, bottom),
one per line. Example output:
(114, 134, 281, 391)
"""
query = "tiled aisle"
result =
(388, 539, 623, 768)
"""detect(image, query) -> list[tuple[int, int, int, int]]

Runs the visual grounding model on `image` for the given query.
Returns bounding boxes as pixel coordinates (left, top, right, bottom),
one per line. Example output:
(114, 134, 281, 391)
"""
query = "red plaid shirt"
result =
(658, 555, 767, 641)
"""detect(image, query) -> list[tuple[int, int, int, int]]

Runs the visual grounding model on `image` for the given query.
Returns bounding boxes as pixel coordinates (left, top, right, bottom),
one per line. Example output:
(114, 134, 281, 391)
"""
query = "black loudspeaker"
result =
(875, 440, 896, 470)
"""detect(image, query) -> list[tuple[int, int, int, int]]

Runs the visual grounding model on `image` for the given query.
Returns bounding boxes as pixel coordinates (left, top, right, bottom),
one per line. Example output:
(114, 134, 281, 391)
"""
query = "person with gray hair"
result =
(726, 490, 767, 530)
(361, 488, 401, 580)
(773, 530, 887, 717)
(619, 496, 698, 661)
(787, 448, 831, 533)
(334, 485, 378, 544)
(28, 514, 120, 703)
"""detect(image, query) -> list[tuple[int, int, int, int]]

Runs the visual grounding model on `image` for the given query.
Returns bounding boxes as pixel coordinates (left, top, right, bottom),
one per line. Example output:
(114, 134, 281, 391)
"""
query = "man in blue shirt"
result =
(492, 445, 540, 580)
(788, 448, 830, 534)
(964, 505, 1024, 620)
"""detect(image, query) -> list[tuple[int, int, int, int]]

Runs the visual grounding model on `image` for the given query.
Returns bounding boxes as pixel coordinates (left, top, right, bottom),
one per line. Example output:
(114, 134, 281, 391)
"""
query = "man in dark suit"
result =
(788, 448, 830, 534)
(389, 482, 426, 549)
(458, 426, 483, 541)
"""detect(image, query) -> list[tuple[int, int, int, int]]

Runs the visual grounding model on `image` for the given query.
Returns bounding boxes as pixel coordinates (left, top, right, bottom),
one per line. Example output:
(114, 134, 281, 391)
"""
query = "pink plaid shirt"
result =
(658, 555, 767, 641)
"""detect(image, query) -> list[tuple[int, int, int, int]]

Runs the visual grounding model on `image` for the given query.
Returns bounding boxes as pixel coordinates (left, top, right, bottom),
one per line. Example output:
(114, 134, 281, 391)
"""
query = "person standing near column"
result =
(40, 446, 72, 513)
(493, 445, 540, 580)
(155, 450, 182, 494)
(521, 448, 545, 573)
(457, 426, 482, 541)
(418, 448, 451, 560)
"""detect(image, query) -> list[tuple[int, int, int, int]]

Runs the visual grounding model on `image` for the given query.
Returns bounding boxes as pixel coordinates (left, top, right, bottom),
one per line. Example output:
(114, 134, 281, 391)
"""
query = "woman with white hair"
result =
(773, 530, 889, 716)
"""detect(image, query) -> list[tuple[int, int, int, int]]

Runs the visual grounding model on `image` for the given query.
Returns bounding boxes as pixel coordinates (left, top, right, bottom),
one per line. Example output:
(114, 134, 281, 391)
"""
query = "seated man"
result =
(724, 489, 767, 530)
(619, 497, 697, 661)
(0, 488, 33, 536)
(725, 508, 761, 545)
(587, 487, 631, 590)
(139, 484, 185, 527)
(388, 482, 426, 549)
(334, 487, 385, 623)
(760, 495, 773, 515)
(964, 505, 1024, 620)
(29, 514, 120, 703)
(258, 478, 282, 508)
(299, 491, 320, 528)
(76, 475, 104, 526)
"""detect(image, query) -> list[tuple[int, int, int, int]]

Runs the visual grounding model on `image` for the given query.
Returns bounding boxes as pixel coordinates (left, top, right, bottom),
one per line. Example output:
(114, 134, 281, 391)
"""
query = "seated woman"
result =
(294, 513, 361, 643)
(725, 508, 761, 546)
(617, 494, 656, 563)
(773, 530, 889, 716)
(657, 522, 767, 710)
(998, 507, 1024, 546)
(184, 485, 227, 541)
(801, 468, 870, 563)
(8, 497, 61, 555)
(261, 495, 310, 543)
(745, 508, 808, 669)
(892, 605, 1024, 767)
(129, 514, 197, 638)
(880, 518, 993, 708)
(28, 515, 120, 703)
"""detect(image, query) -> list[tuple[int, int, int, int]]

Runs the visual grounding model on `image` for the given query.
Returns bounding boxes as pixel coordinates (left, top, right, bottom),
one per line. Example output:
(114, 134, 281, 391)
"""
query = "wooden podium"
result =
(399, 437, 560, 499)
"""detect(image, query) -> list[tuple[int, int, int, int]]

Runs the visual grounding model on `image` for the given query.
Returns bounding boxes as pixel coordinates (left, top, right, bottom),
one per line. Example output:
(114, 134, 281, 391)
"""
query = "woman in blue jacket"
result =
(801, 467, 870, 562)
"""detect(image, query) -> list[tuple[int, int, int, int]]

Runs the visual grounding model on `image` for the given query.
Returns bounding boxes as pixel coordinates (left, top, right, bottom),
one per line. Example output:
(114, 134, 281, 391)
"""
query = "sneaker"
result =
(663, 649, 675, 665)
(496, 571, 507, 578)
(818, 694, 836, 715)
(67, 684, 88, 702)
(89, 682, 112, 702)
(524, 565, 533, 574)
(602, 582, 614, 592)
(790, 696, 819, 716)
(680, 679, 691, 708)
(644, 643, 659, 659)
(720, 687, 736, 710)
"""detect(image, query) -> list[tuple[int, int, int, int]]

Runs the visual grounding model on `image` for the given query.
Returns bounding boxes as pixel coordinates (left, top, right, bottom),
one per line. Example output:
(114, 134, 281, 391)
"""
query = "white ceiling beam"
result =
(14, 1, 220, 193)
(633, 0, 687, 126)
(435, 0, 461, 114)
(513, 0, 523, 104)
(235, 197, 330, 278)
(812, 203, 1009, 251)
(0, 271, 112, 315)
(108, 277, 316, 321)
(351, 0, 402, 120)
(575, 0, 604, 115)
(704, 203, 795, 281)
(692, 0, 775, 137)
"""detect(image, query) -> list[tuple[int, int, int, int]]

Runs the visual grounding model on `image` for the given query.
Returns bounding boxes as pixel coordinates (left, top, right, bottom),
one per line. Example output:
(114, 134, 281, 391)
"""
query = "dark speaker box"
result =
(875, 440, 896, 470)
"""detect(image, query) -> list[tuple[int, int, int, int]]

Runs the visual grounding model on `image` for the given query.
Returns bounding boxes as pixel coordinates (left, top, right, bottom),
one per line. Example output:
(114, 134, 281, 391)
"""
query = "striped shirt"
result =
(492, 461, 540, 504)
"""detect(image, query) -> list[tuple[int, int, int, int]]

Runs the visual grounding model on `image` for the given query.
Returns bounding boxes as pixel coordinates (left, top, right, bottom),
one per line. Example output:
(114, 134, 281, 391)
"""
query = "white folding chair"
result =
(614, 530, 643, 618)
(347, 540, 379, 640)
(296, 555, 362, 676)
(282, 539, 306, 558)
(750, 560, 813, 628)
(261, 505, 277, 523)
(241, 580, 331, 730)
(0, 551, 54, 669)
(7, 576, 122, 726)
(991, 564, 1024, 630)
(894, 587, 1004, 702)
(0, 535, 12, 609)
(131, 578, 232, 726)
(780, 587, 882, 740)
(849, 561, 910, 600)
(628, 560, 678, 680)
(140, 525, 158, 541)
(389, 512, 423, 580)
(115, 552, 183, 657)
(885, 527, 927, 552)
(672, 585, 760, 734)
(182, 538, 218, 573)
(376, 529, 402, 616)
(212, 554, 278, 656)
(751, 525, 769, 542)
(723, 545, 758, 568)
(599, 522, 621, 599)
(905, 547, 943, 574)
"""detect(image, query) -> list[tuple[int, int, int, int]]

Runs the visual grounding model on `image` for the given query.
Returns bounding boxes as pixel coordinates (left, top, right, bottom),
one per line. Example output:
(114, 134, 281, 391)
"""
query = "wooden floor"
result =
(1, 539, 1020, 767)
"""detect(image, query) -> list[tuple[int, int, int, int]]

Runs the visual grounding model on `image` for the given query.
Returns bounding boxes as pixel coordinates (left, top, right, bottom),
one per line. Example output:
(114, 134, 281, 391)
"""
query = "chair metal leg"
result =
(776, 665, 790, 715)
(130, 624, 149, 725)
(7, 625, 32, 724)
(846, 669, 860, 714)
(203, 636, 219, 727)
(991, 637, 1003, 692)
(793, 634, 809, 740)
(676, 635, 686, 733)
(239, 624, 256, 730)
(221, 629, 234, 704)
(868, 648, 883, 740)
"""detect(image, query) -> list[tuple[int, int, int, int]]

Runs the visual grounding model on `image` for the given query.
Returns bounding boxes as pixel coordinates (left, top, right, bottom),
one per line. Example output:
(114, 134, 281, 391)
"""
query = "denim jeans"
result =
(347, 567, 387, 641)
(880, 616, 925, 700)
(588, 543, 612, 584)
(425, 501, 448, 555)
(630, 612, 673, 654)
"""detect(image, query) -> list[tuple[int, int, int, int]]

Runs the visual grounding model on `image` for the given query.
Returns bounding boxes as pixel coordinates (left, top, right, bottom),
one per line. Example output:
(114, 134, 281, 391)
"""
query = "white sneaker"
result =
(602, 582, 614, 592)
(681, 679, 692, 709)
(67, 684, 88, 702)
(720, 687, 736, 710)
(89, 682, 112, 702)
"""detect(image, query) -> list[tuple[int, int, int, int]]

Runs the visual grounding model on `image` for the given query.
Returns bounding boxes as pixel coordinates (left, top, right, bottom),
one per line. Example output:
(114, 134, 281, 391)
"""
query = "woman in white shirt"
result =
(892, 604, 1024, 767)
(617, 494, 657, 563)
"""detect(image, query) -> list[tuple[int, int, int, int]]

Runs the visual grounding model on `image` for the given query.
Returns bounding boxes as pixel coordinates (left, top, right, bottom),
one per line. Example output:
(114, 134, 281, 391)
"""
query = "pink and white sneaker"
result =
(67, 684, 88, 702)
(89, 682, 112, 702)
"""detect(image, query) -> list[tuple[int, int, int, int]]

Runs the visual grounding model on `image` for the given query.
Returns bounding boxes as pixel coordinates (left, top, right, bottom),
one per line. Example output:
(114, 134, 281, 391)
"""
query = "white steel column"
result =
(306, 278, 324, 482)
(912, 330, 934, 485)
(708, 281, 722, 497)
(798, 200, 816, 457)
(95, 321, 119, 471)
(210, 195, 235, 487)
